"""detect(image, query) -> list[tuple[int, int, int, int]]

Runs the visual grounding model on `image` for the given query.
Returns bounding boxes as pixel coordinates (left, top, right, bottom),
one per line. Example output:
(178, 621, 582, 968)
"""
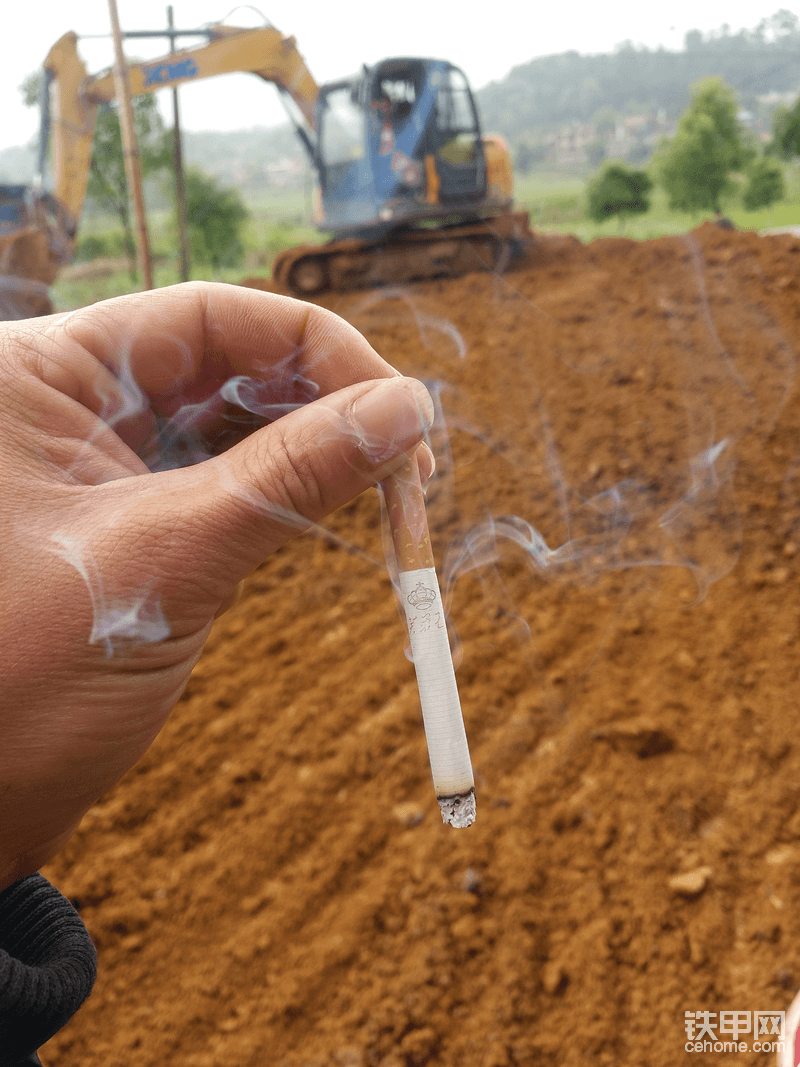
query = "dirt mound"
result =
(43, 224, 800, 1066)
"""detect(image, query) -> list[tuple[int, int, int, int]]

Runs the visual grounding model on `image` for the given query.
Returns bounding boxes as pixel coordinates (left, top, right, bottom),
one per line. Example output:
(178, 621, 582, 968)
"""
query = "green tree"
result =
(742, 156, 786, 211)
(770, 98, 800, 159)
(586, 162, 652, 230)
(88, 98, 171, 277)
(656, 77, 755, 215)
(19, 70, 42, 108)
(21, 72, 170, 279)
(182, 168, 249, 271)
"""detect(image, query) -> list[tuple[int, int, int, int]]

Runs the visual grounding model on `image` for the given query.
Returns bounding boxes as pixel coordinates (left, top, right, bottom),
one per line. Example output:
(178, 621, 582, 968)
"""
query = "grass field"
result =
(514, 166, 800, 241)
(52, 164, 800, 311)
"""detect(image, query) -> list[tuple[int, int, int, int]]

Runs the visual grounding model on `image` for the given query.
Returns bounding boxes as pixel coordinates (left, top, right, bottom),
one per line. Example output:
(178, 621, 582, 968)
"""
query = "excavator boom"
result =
(42, 24, 319, 226)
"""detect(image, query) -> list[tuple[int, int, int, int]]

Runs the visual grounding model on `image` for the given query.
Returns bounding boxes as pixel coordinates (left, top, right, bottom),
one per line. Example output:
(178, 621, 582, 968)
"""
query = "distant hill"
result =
(181, 125, 307, 189)
(475, 12, 800, 139)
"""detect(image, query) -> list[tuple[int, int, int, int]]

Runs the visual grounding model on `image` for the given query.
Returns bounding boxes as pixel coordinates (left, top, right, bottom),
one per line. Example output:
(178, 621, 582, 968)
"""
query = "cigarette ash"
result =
(438, 788, 476, 828)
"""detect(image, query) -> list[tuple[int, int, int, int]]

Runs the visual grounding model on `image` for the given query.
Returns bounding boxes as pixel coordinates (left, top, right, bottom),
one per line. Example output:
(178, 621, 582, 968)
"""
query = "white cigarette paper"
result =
(398, 566, 476, 828)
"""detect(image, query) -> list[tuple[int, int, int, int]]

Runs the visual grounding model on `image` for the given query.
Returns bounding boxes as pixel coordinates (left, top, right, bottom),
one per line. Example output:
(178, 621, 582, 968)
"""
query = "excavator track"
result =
(272, 211, 533, 298)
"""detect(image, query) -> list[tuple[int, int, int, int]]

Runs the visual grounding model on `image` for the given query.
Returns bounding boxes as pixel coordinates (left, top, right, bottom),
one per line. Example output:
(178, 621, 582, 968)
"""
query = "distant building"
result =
(544, 111, 674, 168)
(263, 157, 304, 186)
(544, 123, 598, 165)
(757, 90, 800, 107)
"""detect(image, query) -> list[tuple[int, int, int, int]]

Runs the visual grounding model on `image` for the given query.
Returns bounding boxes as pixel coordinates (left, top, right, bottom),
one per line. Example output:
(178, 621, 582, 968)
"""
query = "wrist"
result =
(0, 818, 85, 895)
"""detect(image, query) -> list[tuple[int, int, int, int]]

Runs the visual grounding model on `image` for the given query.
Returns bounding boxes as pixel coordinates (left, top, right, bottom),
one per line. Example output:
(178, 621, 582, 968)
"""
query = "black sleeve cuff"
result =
(0, 873, 97, 1066)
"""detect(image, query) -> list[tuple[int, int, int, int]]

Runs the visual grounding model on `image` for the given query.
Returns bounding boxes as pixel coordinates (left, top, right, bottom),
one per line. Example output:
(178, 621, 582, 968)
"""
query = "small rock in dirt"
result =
(776, 967, 794, 990)
(333, 1048, 365, 1067)
(668, 866, 712, 897)
(461, 867, 483, 894)
(542, 961, 568, 995)
(392, 802, 424, 828)
(592, 718, 675, 759)
(766, 844, 795, 865)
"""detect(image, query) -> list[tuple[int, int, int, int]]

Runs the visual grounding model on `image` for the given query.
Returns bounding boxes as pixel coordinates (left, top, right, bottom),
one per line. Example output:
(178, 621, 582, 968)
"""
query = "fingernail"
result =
(417, 443, 436, 491)
(350, 378, 434, 460)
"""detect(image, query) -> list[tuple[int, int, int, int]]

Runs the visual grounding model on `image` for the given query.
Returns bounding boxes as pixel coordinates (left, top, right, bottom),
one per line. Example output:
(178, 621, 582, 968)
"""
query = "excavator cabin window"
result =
(431, 65, 485, 202)
(320, 86, 365, 167)
(435, 68, 480, 165)
(371, 75, 417, 132)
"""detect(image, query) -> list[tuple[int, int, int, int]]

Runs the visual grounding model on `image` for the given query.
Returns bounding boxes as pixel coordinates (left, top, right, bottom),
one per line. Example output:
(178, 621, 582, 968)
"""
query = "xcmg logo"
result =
(141, 57, 199, 88)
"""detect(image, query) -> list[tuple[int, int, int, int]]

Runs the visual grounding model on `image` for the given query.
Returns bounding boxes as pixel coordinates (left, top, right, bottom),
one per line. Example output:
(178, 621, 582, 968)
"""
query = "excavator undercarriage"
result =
(272, 210, 533, 297)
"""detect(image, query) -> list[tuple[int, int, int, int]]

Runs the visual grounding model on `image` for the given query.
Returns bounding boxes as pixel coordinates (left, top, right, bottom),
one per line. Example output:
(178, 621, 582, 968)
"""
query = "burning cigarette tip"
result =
(438, 788, 476, 829)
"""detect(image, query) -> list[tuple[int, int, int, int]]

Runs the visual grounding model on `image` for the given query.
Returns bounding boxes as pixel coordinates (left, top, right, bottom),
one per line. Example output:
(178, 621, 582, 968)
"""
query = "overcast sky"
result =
(0, 0, 788, 151)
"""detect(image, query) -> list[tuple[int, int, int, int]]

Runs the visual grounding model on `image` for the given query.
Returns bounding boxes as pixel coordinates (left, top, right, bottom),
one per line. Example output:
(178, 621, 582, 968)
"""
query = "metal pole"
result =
(107, 0, 154, 290)
(168, 5, 190, 281)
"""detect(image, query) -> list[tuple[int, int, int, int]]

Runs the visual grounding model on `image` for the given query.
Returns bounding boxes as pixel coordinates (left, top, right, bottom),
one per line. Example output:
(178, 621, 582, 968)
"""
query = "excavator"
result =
(0, 21, 532, 315)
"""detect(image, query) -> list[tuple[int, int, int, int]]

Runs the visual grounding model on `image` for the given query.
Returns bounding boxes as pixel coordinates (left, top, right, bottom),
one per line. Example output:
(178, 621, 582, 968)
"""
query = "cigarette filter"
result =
(384, 457, 475, 828)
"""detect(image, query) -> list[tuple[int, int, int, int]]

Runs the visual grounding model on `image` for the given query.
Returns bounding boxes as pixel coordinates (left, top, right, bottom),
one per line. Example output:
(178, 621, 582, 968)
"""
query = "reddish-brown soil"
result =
(43, 224, 800, 1066)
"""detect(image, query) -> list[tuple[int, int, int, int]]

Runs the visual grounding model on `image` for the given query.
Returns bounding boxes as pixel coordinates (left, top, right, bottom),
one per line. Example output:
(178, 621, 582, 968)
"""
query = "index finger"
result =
(54, 281, 398, 407)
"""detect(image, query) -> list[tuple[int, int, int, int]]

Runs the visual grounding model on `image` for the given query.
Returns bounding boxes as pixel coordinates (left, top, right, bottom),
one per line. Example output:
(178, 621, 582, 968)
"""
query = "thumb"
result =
(139, 376, 435, 620)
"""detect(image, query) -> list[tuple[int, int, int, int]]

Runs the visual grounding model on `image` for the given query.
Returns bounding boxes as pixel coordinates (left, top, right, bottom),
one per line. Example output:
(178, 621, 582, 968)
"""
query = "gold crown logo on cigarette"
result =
(407, 582, 437, 610)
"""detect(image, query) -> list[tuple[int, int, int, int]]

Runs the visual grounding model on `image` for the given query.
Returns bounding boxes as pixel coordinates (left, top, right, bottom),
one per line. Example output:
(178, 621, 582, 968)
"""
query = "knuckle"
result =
(258, 422, 326, 520)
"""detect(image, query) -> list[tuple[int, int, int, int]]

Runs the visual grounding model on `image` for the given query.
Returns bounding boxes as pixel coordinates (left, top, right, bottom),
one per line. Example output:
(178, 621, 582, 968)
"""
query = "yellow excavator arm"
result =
(42, 24, 319, 225)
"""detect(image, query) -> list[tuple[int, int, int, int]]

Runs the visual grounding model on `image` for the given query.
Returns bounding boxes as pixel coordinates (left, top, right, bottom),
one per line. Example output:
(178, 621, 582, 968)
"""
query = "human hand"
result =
(0, 282, 434, 889)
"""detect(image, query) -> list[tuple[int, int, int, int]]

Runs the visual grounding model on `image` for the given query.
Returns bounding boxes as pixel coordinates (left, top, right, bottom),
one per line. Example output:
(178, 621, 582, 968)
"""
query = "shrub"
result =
(586, 163, 652, 228)
(182, 169, 250, 271)
(742, 157, 786, 212)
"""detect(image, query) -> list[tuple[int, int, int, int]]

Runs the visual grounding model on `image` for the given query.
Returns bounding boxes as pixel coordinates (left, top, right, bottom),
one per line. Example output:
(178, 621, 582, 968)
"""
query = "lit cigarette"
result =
(383, 455, 475, 828)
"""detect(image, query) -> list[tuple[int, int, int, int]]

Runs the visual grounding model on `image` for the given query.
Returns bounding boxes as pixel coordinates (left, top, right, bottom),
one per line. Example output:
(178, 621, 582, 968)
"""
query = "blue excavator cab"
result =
(315, 58, 487, 235)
